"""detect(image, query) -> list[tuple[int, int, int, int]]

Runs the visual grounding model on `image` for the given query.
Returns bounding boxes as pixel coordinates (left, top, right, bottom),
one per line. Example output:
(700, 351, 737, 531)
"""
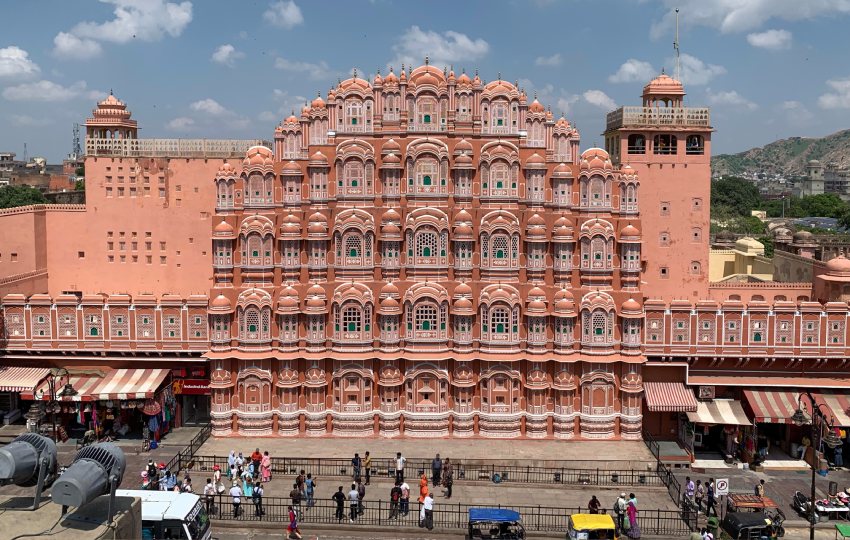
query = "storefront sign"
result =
(172, 379, 210, 395)
(698, 386, 715, 399)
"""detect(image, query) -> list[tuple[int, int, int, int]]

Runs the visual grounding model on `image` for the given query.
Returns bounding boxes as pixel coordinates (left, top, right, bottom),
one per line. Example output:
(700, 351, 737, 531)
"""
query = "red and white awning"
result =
(26, 373, 103, 402)
(644, 382, 698, 412)
(743, 390, 801, 424)
(813, 392, 850, 428)
(89, 368, 169, 400)
(686, 399, 751, 426)
(0, 366, 50, 393)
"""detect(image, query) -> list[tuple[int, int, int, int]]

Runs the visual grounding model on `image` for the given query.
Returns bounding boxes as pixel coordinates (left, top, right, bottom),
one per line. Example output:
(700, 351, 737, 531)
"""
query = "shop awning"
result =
(88, 368, 169, 400)
(644, 382, 698, 412)
(27, 373, 104, 402)
(686, 399, 751, 426)
(813, 391, 850, 428)
(0, 366, 49, 392)
(743, 390, 801, 424)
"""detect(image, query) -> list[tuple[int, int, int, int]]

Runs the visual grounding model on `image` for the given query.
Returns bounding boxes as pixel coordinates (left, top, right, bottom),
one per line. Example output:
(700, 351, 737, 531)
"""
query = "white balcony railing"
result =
(606, 106, 711, 131)
(86, 137, 270, 158)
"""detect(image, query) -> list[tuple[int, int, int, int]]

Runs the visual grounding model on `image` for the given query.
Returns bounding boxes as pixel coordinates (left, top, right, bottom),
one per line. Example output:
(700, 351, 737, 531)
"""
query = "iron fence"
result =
(206, 496, 693, 536)
(165, 423, 212, 474)
(643, 429, 683, 507)
(188, 454, 663, 488)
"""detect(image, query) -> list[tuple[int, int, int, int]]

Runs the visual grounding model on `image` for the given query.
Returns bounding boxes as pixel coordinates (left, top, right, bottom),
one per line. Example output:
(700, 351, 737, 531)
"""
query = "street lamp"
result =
(36, 368, 77, 442)
(792, 392, 843, 540)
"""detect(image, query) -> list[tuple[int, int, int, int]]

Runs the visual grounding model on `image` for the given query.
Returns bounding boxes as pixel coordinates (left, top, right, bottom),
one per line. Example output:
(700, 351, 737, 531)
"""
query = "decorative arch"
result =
(479, 284, 521, 343)
(405, 207, 449, 267)
(236, 289, 273, 344)
(404, 364, 449, 413)
(403, 283, 450, 341)
(580, 292, 615, 347)
(332, 283, 373, 343)
(479, 211, 521, 272)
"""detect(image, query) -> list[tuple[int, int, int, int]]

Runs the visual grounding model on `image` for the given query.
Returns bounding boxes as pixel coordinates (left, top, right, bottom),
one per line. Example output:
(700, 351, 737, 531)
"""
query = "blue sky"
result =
(1, 0, 850, 162)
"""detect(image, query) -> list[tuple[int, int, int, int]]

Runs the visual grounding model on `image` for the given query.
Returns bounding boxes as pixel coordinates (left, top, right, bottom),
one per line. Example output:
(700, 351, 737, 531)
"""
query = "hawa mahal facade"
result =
(3, 62, 850, 440)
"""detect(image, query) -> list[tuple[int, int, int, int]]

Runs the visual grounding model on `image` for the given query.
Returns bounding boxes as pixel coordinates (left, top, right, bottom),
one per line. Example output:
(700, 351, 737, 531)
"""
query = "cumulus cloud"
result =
(518, 78, 579, 115)
(176, 98, 252, 131)
(0, 46, 40, 78)
(583, 90, 617, 111)
(53, 32, 103, 60)
(557, 95, 580, 115)
(651, 0, 850, 37)
(2, 80, 101, 102)
(819, 77, 850, 109)
(781, 100, 814, 123)
(609, 59, 656, 83)
(10, 114, 52, 127)
(747, 29, 792, 50)
(668, 53, 726, 86)
(53, 0, 192, 58)
(389, 26, 489, 71)
(166, 116, 195, 131)
(274, 57, 333, 80)
(257, 110, 278, 122)
(534, 53, 561, 67)
(190, 98, 229, 116)
(707, 89, 758, 110)
(211, 44, 244, 67)
(263, 0, 303, 29)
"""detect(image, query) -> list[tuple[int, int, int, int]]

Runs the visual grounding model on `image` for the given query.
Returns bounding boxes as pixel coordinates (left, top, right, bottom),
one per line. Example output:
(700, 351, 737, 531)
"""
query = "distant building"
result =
(797, 159, 850, 200)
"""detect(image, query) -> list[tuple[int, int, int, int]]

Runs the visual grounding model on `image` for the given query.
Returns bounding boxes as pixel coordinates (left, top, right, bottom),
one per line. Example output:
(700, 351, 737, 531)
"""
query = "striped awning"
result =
(88, 368, 169, 400)
(27, 374, 104, 402)
(686, 399, 752, 426)
(743, 390, 801, 424)
(0, 366, 50, 392)
(813, 392, 850, 428)
(644, 382, 698, 412)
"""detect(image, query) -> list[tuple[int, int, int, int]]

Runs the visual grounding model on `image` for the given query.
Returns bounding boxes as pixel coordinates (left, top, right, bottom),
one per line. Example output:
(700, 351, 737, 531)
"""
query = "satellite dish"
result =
(52, 442, 125, 523)
(0, 433, 59, 510)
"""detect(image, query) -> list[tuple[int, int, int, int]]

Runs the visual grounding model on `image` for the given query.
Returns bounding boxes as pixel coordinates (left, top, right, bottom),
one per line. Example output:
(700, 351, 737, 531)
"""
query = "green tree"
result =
(711, 177, 761, 216)
(74, 179, 85, 191)
(798, 193, 848, 218)
(0, 185, 46, 208)
(757, 236, 775, 258)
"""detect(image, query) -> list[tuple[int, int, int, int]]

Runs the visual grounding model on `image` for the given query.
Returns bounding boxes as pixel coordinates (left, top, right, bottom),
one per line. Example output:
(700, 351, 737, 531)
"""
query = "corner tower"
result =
(604, 74, 712, 300)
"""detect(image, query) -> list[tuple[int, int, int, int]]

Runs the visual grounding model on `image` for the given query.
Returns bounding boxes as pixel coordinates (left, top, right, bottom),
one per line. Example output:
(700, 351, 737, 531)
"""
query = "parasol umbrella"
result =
(143, 398, 162, 416)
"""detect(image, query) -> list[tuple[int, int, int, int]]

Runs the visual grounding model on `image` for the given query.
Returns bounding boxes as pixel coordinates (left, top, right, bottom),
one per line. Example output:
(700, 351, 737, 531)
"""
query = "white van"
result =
(116, 489, 211, 540)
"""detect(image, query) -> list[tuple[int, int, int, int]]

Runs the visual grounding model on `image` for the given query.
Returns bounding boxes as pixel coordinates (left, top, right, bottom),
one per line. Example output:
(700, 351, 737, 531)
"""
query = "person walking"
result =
(250, 448, 262, 480)
(227, 450, 236, 479)
(146, 460, 158, 490)
(357, 479, 366, 516)
(305, 473, 317, 509)
(695, 480, 705, 514)
(348, 483, 360, 523)
(203, 478, 216, 516)
(287, 505, 303, 539)
(442, 458, 453, 499)
(389, 481, 402, 519)
(614, 492, 627, 534)
(289, 482, 302, 519)
(684, 476, 695, 507)
(706, 478, 716, 517)
(627, 494, 641, 539)
(400, 480, 410, 516)
(420, 492, 434, 531)
(253, 482, 264, 517)
(229, 481, 242, 518)
(418, 472, 429, 503)
(363, 451, 372, 486)
(395, 452, 407, 483)
(431, 454, 443, 487)
(332, 486, 346, 522)
(588, 495, 600, 514)
(755, 478, 765, 498)
(352, 453, 362, 483)
(261, 451, 272, 483)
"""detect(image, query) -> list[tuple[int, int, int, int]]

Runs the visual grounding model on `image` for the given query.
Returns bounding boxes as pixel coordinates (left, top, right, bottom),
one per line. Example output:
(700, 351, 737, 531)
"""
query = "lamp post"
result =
(791, 391, 843, 540)
(37, 368, 77, 441)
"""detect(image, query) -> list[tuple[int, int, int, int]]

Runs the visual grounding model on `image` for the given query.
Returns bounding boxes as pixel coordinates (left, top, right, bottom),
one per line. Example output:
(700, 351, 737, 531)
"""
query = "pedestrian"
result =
(147, 460, 158, 490)
(229, 481, 242, 518)
(287, 505, 303, 539)
(614, 492, 627, 534)
(241, 476, 253, 499)
(253, 482, 264, 517)
(203, 478, 216, 516)
(706, 478, 716, 517)
(296, 469, 306, 494)
(352, 452, 362, 482)
(289, 482, 302, 518)
(251, 448, 262, 480)
(236, 452, 245, 475)
(261, 451, 272, 483)
(400, 480, 410, 516)
(227, 450, 236, 479)
(166, 470, 177, 491)
(357, 479, 366, 516)
(695, 480, 705, 514)
(588, 495, 600, 514)
(213, 464, 222, 487)
(755, 478, 765, 497)
(389, 481, 402, 519)
(363, 451, 372, 486)
(332, 485, 346, 522)
(431, 453, 443, 487)
(442, 458, 453, 499)
(418, 472, 428, 503)
(684, 476, 695, 507)
(627, 494, 640, 539)
(348, 483, 359, 522)
(395, 451, 406, 483)
(305, 473, 316, 509)
(420, 491, 434, 530)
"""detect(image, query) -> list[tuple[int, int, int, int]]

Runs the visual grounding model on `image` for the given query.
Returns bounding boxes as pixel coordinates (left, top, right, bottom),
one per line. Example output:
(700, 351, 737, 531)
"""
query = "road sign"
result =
(716, 478, 729, 496)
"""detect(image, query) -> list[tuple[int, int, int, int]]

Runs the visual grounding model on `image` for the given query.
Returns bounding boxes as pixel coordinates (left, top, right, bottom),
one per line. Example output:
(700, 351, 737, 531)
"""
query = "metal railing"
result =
(165, 423, 212, 474)
(85, 138, 270, 158)
(187, 454, 664, 488)
(643, 429, 683, 507)
(206, 497, 693, 536)
(606, 106, 711, 130)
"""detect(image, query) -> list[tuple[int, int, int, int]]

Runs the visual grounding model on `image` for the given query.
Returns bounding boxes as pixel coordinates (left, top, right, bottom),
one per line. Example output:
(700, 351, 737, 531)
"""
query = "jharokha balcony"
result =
(85, 137, 271, 158)
(606, 106, 710, 131)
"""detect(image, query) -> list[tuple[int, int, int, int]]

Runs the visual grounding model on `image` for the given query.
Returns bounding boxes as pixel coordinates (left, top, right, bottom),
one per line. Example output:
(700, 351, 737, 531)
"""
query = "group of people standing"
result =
(683, 476, 719, 517)
(221, 448, 272, 520)
(612, 492, 641, 539)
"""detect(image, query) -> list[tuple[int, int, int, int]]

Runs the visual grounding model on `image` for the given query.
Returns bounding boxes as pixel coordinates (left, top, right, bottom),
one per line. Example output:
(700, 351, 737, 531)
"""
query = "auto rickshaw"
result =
(566, 513, 617, 540)
(720, 511, 778, 540)
(468, 508, 526, 539)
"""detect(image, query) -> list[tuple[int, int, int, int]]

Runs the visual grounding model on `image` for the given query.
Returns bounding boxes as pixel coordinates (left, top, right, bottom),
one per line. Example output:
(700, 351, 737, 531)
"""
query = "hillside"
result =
(711, 129, 850, 177)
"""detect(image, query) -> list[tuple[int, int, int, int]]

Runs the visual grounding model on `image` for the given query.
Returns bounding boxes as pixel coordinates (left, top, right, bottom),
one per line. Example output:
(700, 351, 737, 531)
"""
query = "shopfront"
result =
(0, 365, 49, 425)
(643, 381, 699, 439)
(683, 397, 752, 459)
(171, 366, 211, 426)
(742, 389, 810, 463)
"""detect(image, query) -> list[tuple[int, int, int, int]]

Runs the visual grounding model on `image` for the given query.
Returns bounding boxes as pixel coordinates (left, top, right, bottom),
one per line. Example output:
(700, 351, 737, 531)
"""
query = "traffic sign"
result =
(716, 478, 729, 496)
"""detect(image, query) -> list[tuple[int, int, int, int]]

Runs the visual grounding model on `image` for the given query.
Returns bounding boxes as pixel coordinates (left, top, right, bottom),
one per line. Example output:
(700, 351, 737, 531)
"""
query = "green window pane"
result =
(423, 114, 431, 123)
(351, 118, 357, 125)
(496, 250, 504, 259)
(335, 323, 340, 331)
(349, 248, 358, 257)
(422, 320, 431, 331)
(249, 324, 257, 332)
(754, 332, 762, 342)
(90, 328, 98, 336)
(594, 327, 603, 335)
(423, 247, 431, 257)
(348, 322, 356, 331)
(423, 175, 432, 186)
(440, 249, 446, 256)
(496, 323, 505, 333)
(512, 325, 518, 333)
(440, 322, 446, 330)
(496, 181, 503, 189)
(351, 179, 358, 187)
(252, 250, 259, 257)
(364, 324, 370, 331)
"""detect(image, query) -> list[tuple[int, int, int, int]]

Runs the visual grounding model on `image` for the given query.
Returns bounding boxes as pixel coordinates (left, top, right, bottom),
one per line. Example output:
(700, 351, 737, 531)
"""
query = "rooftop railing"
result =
(85, 138, 271, 158)
(606, 106, 710, 130)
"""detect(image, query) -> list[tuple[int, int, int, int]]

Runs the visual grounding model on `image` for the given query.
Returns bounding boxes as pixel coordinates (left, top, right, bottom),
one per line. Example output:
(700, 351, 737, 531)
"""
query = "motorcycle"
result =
(792, 490, 816, 523)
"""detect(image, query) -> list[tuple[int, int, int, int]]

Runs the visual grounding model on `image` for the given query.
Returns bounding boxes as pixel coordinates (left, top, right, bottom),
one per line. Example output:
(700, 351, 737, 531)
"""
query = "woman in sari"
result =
(627, 495, 641, 539)
(418, 473, 429, 503)
(261, 451, 272, 483)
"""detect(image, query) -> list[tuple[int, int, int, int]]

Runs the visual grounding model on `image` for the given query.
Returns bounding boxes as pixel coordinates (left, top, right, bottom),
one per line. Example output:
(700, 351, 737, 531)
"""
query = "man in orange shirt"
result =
(250, 448, 262, 480)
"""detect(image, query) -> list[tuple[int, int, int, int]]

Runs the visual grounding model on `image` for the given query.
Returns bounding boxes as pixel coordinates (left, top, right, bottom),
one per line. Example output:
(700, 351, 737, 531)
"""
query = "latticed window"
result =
(110, 311, 129, 338)
(673, 318, 689, 343)
(415, 157, 439, 188)
(583, 310, 612, 344)
(698, 318, 714, 343)
(750, 319, 766, 343)
(189, 313, 206, 339)
(342, 306, 362, 333)
(307, 315, 325, 342)
(801, 319, 819, 344)
(492, 235, 508, 259)
(136, 311, 155, 339)
(415, 230, 438, 259)
(346, 99, 362, 126)
(490, 307, 510, 334)
(58, 309, 76, 337)
(279, 315, 298, 342)
(309, 170, 328, 199)
(162, 312, 180, 339)
(829, 319, 845, 345)
(85, 310, 103, 337)
(343, 160, 363, 192)
(415, 304, 438, 332)
(724, 319, 741, 343)
(4, 309, 25, 337)
(211, 315, 230, 342)
(282, 241, 299, 267)
(31, 312, 50, 338)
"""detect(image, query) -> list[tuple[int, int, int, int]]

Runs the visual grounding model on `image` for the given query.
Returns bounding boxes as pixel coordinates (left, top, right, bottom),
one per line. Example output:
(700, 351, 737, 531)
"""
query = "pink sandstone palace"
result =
(2, 62, 850, 446)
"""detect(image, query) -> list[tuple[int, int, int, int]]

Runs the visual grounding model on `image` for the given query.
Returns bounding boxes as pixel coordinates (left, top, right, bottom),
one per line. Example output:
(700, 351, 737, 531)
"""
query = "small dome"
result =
(380, 296, 399, 309)
(309, 151, 329, 166)
(454, 138, 473, 154)
(621, 297, 642, 315)
(581, 148, 612, 171)
(620, 224, 641, 237)
(210, 294, 232, 310)
(525, 153, 546, 168)
(307, 283, 325, 297)
(216, 162, 237, 178)
(311, 94, 325, 108)
(527, 298, 547, 313)
(555, 116, 570, 128)
(384, 69, 398, 83)
(452, 297, 474, 313)
(552, 162, 573, 178)
(380, 282, 399, 297)
(454, 282, 473, 296)
(278, 295, 299, 310)
(793, 230, 814, 242)
(454, 209, 473, 223)
(382, 139, 401, 154)
(528, 286, 546, 298)
(307, 212, 328, 235)
(382, 152, 400, 165)
(827, 255, 850, 275)
(734, 237, 764, 253)
(306, 296, 326, 309)
(382, 208, 401, 222)
(243, 146, 274, 170)
(453, 153, 474, 167)
(528, 98, 545, 113)
(454, 223, 473, 239)
(282, 160, 302, 174)
(643, 73, 685, 97)
(528, 214, 546, 227)
(457, 71, 471, 84)
(214, 220, 234, 234)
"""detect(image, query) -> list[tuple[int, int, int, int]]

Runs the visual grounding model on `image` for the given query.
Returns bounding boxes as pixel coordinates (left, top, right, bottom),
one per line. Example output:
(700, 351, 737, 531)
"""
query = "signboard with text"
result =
(716, 478, 729, 496)
(172, 379, 210, 395)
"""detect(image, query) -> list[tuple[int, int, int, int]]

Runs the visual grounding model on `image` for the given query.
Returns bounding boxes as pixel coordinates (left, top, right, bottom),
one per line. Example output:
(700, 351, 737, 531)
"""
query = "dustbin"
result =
(706, 516, 719, 537)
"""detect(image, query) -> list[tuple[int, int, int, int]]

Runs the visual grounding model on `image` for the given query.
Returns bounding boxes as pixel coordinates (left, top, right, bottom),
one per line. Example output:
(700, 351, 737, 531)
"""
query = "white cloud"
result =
(53, 32, 103, 60)
(583, 90, 617, 111)
(518, 78, 579, 115)
(190, 98, 229, 116)
(534, 53, 561, 67)
(274, 57, 333, 80)
(818, 77, 850, 109)
(67, 0, 193, 43)
(707, 89, 758, 110)
(2, 80, 95, 102)
(609, 59, 655, 83)
(668, 53, 726, 86)
(0, 46, 40, 78)
(651, 0, 850, 37)
(211, 44, 244, 67)
(389, 26, 489, 70)
(263, 1, 304, 29)
(166, 116, 195, 131)
(10, 114, 51, 127)
(557, 95, 580, 115)
(257, 110, 278, 122)
(781, 100, 814, 123)
(747, 29, 792, 50)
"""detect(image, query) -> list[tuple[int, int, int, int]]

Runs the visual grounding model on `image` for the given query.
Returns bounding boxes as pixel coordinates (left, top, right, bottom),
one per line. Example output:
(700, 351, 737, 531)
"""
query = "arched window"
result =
(686, 135, 704, 155)
(491, 102, 508, 132)
(242, 234, 272, 267)
(528, 121, 544, 147)
(653, 134, 677, 155)
(240, 306, 271, 342)
(457, 94, 471, 121)
(582, 309, 613, 344)
(342, 160, 363, 194)
(417, 96, 437, 129)
(628, 134, 646, 154)
(481, 304, 519, 343)
(415, 303, 437, 332)
(622, 184, 638, 213)
(415, 156, 438, 188)
(490, 162, 510, 190)
(586, 175, 607, 207)
(346, 100, 362, 127)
